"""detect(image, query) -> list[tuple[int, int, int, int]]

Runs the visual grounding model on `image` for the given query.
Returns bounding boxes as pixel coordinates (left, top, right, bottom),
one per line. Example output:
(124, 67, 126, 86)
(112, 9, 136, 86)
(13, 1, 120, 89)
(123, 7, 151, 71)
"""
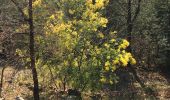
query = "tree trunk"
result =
(127, 0, 146, 89)
(28, 0, 40, 99)
(0, 66, 6, 97)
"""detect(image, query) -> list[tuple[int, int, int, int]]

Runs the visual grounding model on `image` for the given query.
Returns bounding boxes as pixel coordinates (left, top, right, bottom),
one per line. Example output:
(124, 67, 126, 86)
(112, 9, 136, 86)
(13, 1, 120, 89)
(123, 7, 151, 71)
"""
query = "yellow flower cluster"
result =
(95, 0, 105, 9)
(33, 0, 42, 7)
(130, 58, 136, 65)
(63, 60, 69, 66)
(118, 52, 136, 67)
(98, 32, 104, 38)
(107, 56, 110, 59)
(119, 55, 128, 66)
(73, 59, 78, 67)
(49, 15, 55, 20)
(100, 18, 108, 27)
(119, 39, 129, 49)
(105, 61, 110, 66)
(95, 46, 101, 54)
(110, 39, 116, 43)
(86, 0, 109, 11)
(112, 58, 119, 65)
(104, 61, 110, 71)
(104, 60, 118, 72)
(52, 23, 71, 33)
(100, 76, 106, 83)
(68, 9, 75, 15)
(86, 0, 93, 4)
(100, 76, 114, 84)
(104, 43, 110, 48)
(109, 80, 113, 84)
(15, 49, 26, 57)
(111, 66, 116, 72)
(71, 31, 78, 36)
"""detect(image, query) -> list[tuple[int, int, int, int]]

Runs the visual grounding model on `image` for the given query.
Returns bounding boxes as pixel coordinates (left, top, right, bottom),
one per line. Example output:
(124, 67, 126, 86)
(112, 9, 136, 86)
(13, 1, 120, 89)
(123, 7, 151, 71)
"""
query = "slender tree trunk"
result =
(127, 0, 132, 48)
(28, 0, 39, 99)
(166, 1, 170, 73)
(127, 0, 146, 89)
(48, 66, 58, 89)
(0, 66, 6, 97)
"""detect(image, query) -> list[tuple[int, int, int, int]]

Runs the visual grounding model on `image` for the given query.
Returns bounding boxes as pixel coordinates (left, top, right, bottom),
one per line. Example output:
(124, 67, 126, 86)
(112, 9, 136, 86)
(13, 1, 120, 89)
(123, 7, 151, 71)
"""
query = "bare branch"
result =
(132, 0, 142, 23)
(10, 0, 29, 21)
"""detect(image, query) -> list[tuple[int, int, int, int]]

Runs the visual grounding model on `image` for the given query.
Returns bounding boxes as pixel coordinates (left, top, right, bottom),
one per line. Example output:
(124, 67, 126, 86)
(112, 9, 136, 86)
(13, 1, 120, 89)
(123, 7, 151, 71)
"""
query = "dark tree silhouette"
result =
(28, 0, 40, 99)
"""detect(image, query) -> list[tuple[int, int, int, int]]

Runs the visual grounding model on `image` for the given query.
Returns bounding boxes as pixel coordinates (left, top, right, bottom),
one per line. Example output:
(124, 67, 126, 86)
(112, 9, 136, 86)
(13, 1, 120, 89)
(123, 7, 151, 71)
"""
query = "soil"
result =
(0, 67, 169, 100)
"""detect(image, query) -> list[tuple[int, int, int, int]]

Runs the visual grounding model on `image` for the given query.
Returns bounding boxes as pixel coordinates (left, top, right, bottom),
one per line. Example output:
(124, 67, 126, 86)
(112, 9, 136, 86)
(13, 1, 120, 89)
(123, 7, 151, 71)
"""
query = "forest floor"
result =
(137, 69, 170, 99)
(0, 67, 169, 100)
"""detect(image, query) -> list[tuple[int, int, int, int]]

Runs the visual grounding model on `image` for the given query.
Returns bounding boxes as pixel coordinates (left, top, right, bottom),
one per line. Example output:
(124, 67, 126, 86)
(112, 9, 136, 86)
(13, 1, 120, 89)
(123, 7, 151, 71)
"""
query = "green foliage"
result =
(31, 0, 136, 91)
(1, 0, 170, 99)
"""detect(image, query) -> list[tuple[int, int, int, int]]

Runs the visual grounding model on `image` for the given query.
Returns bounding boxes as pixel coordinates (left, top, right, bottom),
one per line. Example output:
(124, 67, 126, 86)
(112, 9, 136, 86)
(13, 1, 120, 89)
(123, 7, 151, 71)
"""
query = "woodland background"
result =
(0, 0, 170, 100)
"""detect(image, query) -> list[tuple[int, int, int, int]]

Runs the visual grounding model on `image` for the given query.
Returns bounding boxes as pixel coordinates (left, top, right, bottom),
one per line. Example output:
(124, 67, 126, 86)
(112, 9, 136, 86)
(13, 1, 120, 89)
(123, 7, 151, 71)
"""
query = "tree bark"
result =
(127, 0, 146, 89)
(28, 0, 40, 99)
(0, 66, 6, 97)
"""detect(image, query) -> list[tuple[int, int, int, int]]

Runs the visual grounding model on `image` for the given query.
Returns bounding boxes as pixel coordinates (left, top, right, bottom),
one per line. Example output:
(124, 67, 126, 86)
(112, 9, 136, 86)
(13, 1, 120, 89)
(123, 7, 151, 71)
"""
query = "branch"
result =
(132, 0, 142, 23)
(10, 0, 29, 21)
(13, 32, 29, 35)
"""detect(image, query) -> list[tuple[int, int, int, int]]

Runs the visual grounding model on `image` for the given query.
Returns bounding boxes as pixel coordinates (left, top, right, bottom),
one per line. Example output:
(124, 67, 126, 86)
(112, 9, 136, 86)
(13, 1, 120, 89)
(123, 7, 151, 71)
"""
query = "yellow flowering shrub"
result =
(97, 35, 136, 84)
(32, 0, 136, 88)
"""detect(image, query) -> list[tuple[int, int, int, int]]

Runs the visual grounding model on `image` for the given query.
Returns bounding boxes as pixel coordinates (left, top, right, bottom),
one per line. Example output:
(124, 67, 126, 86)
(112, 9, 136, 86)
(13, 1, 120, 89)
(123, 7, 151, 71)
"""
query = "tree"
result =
(154, 0, 170, 73)
(38, 0, 136, 92)
(28, 0, 40, 99)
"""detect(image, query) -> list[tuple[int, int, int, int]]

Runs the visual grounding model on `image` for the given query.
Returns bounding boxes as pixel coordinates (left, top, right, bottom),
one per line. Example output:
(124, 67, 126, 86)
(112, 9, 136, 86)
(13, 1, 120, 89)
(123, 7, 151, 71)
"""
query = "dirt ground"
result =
(0, 67, 169, 100)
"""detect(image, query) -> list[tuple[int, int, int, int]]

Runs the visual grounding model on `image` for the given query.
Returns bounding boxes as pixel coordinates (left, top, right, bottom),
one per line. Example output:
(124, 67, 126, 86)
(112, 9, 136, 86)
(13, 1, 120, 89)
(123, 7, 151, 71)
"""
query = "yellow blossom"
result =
(98, 33, 104, 38)
(100, 77, 106, 83)
(112, 59, 119, 64)
(49, 15, 55, 19)
(120, 56, 128, 66)
(130, 58, 136, 65)
(105, 61, 110, 66)
(68, 9, 75, 15)
(100, 18, 108, 27)
(109, 80, 113, 84)
(111, 66, 116, 72)
(113, 31, 117, 34)
(124, 53, 130, 62)
(73, 59, 78, 67)
(119, 39, 129, 49)
(110, 31, 117, 35)
(95, 0, 104, 9)
(95, 46, 101, 54)
(71, 31, 78, 36)
(110, 39, 116, 43)
(86, 0, 92, 4)
(107, 56, 110, 59)
(33, 0, 42, 7)
(122, 50, 126, 53)
(104, 43, 110, 48)
(63, 60, 69, 66)
(123, 39, 129, 45)
(105, 66, 109, 71)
